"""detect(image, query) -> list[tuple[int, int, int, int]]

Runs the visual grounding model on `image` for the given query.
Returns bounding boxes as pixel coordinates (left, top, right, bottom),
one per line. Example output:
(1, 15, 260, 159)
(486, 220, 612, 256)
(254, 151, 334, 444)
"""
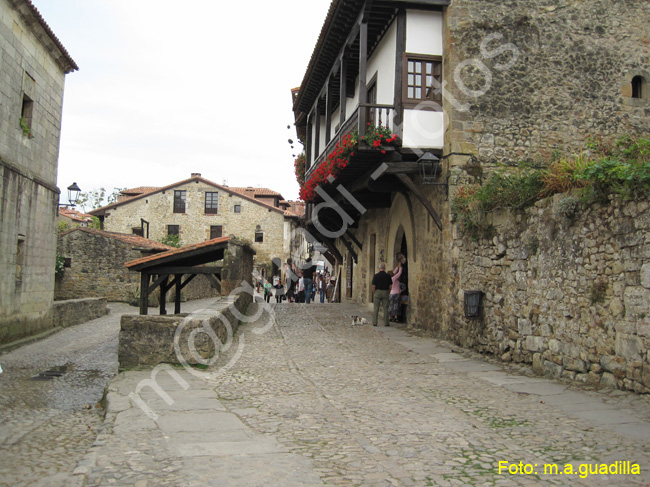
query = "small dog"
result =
(350, 315, 368, 325)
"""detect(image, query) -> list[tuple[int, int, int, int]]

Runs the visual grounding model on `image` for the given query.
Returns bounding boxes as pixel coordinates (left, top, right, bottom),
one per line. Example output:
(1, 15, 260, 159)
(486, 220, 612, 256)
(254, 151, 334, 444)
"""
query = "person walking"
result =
(318, 274, 326, 303)
(284, 258, 297, 303)
(389, 262, 403, 322)
(302, 258, 317, 304)
(371, 263, 392, 326)
(263, 279, 272, 303)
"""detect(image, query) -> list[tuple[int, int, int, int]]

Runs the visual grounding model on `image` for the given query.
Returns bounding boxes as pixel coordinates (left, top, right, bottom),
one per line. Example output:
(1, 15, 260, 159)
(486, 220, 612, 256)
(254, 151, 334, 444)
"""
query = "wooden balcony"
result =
(305, 103, 396, 181)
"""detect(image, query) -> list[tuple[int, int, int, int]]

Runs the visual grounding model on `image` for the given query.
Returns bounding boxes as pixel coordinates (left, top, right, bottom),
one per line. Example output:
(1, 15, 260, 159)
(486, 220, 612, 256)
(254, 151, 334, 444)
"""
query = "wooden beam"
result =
(383, 162, 420, 175)
(325, 78, 332, 144)
(393, 9, 406, 140)
(345, 230, 363, 251)
(340, 236, 358, 264)
(174, 274, 182, 314)
(358, 19, 368, 132)
(159, 275, 168, 316)
(395, 173, 442, 231)
(148, 274, 169, 295)
(180, 274, 197, 291)
(339, 56, 347, 127)
(149, 266, 222, 275)
(206, 274, 221, 293)
(139, 272, 150, 315)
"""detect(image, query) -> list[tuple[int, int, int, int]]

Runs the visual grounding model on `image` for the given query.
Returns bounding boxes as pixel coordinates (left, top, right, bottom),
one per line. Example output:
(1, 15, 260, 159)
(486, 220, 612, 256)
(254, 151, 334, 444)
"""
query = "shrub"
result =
(539, 153, 591, 197)
(160, 234, 181, 248)
(575, 136, 650, 200)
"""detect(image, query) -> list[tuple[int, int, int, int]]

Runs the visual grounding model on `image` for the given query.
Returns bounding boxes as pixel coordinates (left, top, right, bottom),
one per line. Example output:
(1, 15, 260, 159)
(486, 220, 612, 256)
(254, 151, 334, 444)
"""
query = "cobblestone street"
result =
(76, 300, 650, 486)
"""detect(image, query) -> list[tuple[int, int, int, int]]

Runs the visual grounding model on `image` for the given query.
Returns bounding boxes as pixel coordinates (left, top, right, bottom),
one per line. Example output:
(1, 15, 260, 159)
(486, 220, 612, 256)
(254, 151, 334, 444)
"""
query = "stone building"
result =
(57, 206, 92, 229)
(89, 174, 303, 276)
(0, 0, 77, 344)
(293, 0, 650, 390)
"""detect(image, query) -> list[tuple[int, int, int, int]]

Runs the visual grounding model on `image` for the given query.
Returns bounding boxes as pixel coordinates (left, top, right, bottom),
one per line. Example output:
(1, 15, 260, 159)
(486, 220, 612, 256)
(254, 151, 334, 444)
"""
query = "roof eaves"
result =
(11, 0, 79, 73)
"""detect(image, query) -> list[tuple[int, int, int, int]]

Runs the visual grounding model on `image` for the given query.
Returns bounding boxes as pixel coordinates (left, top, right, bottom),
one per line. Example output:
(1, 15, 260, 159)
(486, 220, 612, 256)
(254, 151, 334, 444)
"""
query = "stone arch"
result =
(386, 193, 416, 266)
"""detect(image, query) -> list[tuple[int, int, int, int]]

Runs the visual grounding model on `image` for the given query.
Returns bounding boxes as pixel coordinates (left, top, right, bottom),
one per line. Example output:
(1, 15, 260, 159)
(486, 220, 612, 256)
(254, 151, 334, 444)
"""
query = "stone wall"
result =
(56, 229, 219, 304)
(0, 162, 59, 344)
(52, 298, 109, 329)
(0, 0, 72, 345)
(100, 179, 288, 268)
(451, 195, 650, 393)
(443, 0, 650, 167)
(118, 294, 248, 370)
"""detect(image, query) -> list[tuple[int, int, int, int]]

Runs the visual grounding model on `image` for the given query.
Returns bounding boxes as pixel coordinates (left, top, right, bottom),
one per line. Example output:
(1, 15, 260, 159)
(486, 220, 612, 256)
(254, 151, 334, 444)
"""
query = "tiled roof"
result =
(229, 187, 283, 197)
(125, 236, 230, 269)
(59, 227, 173, 251)
(59, 207, 92, 223)
(288, 201, 306, 216)
(121, 186, 161, 196)
(14, 0, 79, 73)
(89, 175, 288, 216)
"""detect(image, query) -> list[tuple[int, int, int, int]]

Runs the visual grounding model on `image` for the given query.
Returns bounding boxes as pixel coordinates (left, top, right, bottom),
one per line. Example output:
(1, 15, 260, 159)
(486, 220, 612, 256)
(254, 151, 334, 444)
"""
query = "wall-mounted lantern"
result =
(417, 151, 441, 184)
(67, 182, 81, 205)
(58, 182, 82, 210)
(464, 290, 483, 318)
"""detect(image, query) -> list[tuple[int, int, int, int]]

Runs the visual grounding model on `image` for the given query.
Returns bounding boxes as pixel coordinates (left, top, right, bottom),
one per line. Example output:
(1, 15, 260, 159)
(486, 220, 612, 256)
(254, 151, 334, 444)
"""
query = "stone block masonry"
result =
(443, 0, 650, 166)
(452, 195, 650, 393)
(118, 294, 249, 370)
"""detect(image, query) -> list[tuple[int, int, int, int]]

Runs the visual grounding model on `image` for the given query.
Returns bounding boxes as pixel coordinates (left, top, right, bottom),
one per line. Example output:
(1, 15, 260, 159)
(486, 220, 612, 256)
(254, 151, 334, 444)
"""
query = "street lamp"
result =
(67, 182, 81, 205)
(59, 182, 82, 208)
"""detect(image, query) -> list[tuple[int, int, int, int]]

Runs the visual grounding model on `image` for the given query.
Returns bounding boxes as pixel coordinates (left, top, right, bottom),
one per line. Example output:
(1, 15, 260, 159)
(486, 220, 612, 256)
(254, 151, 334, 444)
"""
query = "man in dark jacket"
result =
(371, 263, 392, 326)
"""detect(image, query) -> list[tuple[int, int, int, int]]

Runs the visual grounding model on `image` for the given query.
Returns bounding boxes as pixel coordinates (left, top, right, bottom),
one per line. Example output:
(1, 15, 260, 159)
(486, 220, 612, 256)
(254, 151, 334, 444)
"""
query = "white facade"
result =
(307, 8, 445, 165)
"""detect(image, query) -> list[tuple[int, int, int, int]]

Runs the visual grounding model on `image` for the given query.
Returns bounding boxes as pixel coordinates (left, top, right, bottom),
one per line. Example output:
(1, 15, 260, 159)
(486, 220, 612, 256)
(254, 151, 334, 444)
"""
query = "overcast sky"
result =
(31, 0, 332, 204)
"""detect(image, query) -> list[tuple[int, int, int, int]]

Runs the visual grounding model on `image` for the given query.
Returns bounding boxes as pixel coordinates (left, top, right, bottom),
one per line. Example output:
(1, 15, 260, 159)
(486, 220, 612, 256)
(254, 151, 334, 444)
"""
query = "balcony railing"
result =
(306, 103, 395, 179)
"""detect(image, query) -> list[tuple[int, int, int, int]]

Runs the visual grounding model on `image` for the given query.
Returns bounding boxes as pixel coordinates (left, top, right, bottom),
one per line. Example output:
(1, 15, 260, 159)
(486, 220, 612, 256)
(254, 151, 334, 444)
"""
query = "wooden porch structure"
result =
(124, 237, 230, 316)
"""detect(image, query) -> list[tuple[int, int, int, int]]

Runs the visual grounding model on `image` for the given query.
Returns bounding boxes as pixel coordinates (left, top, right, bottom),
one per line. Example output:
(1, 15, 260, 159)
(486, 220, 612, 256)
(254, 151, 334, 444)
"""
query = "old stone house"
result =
(57, 206, 92, 229)
(89, 173, 303, 277)
(294, 0, 650, 391)
(0, 0, 78, 344)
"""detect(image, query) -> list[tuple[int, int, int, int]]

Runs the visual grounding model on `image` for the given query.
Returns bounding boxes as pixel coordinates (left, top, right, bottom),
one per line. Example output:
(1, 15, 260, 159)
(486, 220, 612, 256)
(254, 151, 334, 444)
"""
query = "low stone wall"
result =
(118, 293, 252, 370)
(52, 298, 109, 329)
(452, 195, 650, 393)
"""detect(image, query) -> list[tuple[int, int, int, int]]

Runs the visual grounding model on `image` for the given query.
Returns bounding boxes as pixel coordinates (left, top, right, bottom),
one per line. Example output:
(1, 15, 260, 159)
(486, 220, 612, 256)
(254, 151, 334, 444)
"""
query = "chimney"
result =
(191, 172, 201, 178)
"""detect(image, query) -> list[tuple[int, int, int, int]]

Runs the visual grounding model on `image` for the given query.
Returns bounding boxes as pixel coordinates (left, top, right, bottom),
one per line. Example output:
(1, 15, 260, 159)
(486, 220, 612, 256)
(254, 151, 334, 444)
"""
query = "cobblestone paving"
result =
(0, 304, 132, 487)
(200, 302, 650, 487)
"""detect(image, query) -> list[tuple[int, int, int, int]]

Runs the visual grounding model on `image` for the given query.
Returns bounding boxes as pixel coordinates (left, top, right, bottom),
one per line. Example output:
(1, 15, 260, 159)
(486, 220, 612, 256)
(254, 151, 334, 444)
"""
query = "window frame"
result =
(173, 190, 186, 213)
(210, 225, 223, 239)
(205, 191, 219, 214)
(234, 204, 241, 214)
(167, 224, 180, 236)
(632, 75, 645, 99)
(402, 53, 443, 109)
(254, 231, 264, 243)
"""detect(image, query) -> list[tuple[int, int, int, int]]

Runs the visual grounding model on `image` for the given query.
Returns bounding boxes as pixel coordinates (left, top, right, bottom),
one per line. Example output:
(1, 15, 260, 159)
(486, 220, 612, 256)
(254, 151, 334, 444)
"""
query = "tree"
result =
(77, 187, 125, 212)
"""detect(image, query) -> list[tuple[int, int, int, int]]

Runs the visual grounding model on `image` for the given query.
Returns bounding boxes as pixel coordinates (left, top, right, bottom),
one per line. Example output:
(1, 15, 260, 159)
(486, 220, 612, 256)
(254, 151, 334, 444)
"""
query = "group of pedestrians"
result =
(371, 254, 408, 327)
(261, 257, 333, 304)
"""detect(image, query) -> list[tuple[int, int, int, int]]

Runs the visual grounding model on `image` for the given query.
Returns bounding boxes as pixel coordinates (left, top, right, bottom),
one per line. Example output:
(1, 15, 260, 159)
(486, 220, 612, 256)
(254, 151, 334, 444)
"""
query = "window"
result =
(132, 227, 144, 237)
(255, 231, 264, 243)
(234, 204, 241, 213)
(20, 94, 33, 136)
(173, 190, 186, 213)
(210, 225, 223, 239)
(632, 76, 644, 99)
(404, 55, 442, 107)
(205, 192, 218, 214)
(168, 225, 180, 236)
